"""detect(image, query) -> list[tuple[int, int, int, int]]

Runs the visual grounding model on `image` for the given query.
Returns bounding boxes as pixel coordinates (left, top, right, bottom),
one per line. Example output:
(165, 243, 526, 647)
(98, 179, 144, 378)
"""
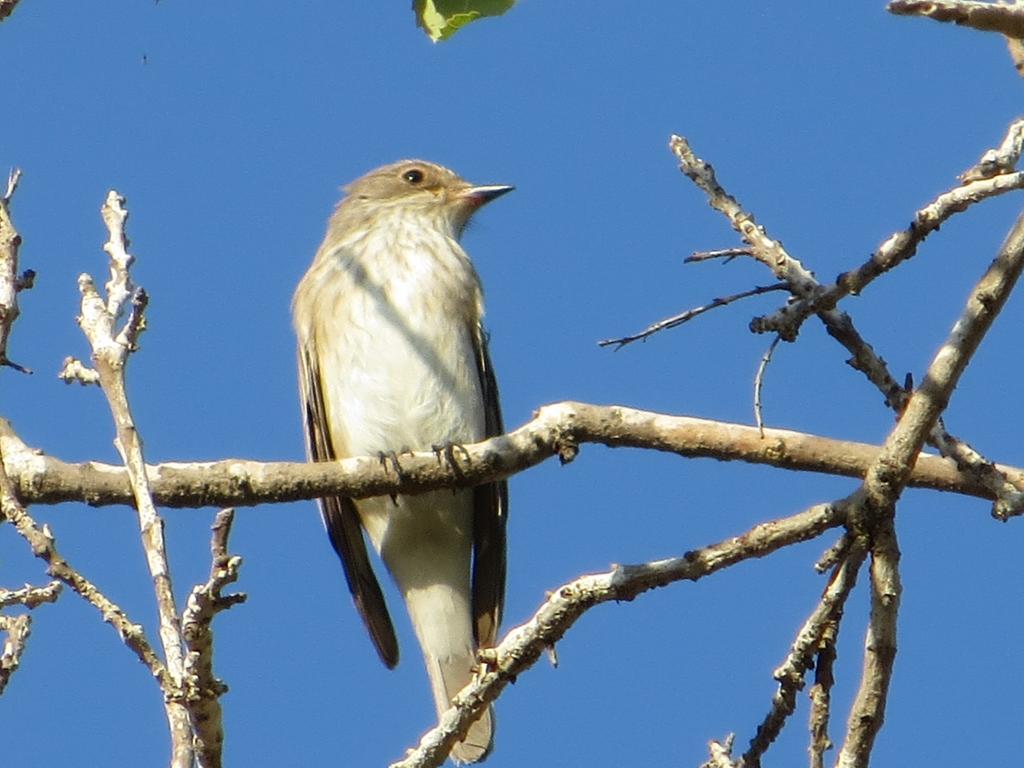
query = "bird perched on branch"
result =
(293, 160, 511, 763)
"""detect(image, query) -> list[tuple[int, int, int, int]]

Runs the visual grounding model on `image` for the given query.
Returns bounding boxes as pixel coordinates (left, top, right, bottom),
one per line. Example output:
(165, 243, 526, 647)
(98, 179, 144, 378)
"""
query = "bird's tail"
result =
(426, 651, 493, 764)
(404, 581, 494, 764)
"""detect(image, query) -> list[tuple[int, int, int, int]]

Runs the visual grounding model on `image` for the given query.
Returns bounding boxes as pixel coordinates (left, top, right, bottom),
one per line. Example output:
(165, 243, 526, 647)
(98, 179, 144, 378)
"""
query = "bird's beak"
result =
(460, 184, 515, 208)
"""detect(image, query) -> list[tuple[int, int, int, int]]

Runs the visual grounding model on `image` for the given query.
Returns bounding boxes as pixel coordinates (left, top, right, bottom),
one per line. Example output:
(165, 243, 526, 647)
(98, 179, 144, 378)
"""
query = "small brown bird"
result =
(292, 160, 511, 763)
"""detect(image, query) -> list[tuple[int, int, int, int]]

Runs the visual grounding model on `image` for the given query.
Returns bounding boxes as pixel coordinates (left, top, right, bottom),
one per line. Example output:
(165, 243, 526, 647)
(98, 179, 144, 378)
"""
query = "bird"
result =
(292, 160, 511, 763)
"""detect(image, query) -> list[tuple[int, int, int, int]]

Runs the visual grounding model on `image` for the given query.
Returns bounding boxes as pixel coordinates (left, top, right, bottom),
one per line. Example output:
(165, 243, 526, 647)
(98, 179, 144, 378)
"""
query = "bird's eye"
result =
(402, 169, 425, 185)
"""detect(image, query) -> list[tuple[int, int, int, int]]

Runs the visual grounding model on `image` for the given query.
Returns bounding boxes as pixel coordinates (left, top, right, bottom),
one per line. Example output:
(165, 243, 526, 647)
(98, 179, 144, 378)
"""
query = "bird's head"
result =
(342, 160, 513, 238)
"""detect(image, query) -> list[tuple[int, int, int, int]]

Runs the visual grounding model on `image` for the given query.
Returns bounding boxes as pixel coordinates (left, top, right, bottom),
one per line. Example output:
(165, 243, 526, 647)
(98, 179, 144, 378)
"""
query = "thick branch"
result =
(1, 404, 1022, 510)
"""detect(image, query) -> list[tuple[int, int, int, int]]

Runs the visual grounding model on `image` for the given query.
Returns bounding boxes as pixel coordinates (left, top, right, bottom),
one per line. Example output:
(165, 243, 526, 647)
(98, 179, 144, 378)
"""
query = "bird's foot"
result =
(432, 442, 469, 486)
(475, 646, 511, 681)
(378, 449, 409, 504)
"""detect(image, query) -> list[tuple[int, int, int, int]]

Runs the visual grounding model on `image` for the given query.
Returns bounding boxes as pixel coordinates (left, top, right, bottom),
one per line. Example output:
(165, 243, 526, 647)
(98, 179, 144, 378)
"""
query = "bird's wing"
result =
(298, 341, 399, 668)
(470, 323, 508, 648)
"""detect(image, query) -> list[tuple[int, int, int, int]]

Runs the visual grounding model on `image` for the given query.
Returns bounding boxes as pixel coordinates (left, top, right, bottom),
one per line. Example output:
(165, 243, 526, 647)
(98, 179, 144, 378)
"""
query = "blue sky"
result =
(2, 2, 1023, 766)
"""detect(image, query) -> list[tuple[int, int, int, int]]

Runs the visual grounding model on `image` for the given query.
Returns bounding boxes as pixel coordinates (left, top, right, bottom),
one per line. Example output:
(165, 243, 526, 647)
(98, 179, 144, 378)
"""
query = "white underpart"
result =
(301, 202, 493, 762)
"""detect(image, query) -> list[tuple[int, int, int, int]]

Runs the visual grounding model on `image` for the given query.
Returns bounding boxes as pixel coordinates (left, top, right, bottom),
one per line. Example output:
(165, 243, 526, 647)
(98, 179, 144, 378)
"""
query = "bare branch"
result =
(668, 135, 899, 401)
(754, 335, 781, 434)
(940, 421, 1024, 519)
(0, 168, 32, 373)
(1007, 36, 1024, 78)
(757, 169, 1024, 336)
(961, 117, 1024, 181)
(888, 0, 1024, 37)
(808, 610, 840, 768)
(71, 191, 191, 767)
(863, 211, 1024, 508)
(182, 509, 246, 768)
(835, 519, 899, 768)
(0, 613, 30, 695)
(669, 131, 1024, 764)
(670, 135, 822, 300)
(669, 132, 1024, 518)
(814, 533, 852, 574)
(742, 545, 866, 766)
(686, 247, 754, 263)
(0, 581, 58, 693)
(598, 283, 787, 348)
(0, 440, 169, 686)
(392, 502, 845, 768)
(0, 581, 61, 609)
(704, 735, 741, 768)
(58, 356, 101, 385)
(1, 404, 1022, 511)
(837, 211, 1024, 766)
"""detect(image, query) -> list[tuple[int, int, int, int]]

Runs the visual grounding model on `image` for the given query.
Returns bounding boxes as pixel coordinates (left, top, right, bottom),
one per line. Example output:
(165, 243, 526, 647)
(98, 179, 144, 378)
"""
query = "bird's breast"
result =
(309, 221, 487, 457)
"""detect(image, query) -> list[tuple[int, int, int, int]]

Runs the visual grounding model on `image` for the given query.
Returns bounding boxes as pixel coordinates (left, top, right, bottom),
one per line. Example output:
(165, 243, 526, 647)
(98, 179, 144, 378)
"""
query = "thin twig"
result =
(686, 247, 754, 263)
(754, 335, 781, 435)
(598, 283, 787, 348)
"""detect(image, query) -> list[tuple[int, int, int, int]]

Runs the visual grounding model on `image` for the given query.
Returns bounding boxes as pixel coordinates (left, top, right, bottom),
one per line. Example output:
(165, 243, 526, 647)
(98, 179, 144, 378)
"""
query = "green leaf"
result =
(413, 0, 516, 42)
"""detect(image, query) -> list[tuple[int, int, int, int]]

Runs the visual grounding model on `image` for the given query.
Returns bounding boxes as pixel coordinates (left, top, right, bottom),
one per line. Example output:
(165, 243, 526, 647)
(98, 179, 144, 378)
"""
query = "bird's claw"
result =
(432, 442, 469, 484)
(378, 449, 408, 504)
